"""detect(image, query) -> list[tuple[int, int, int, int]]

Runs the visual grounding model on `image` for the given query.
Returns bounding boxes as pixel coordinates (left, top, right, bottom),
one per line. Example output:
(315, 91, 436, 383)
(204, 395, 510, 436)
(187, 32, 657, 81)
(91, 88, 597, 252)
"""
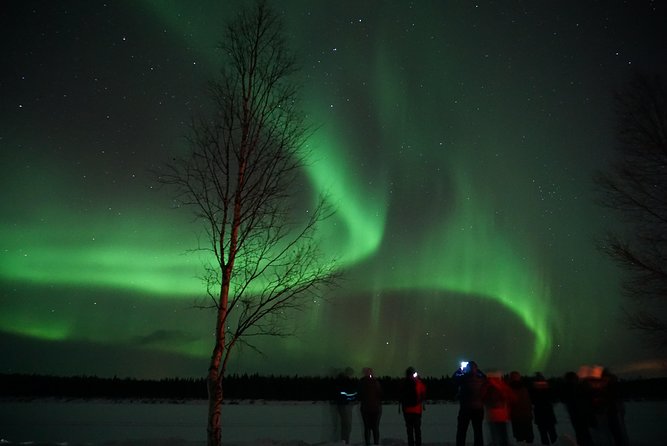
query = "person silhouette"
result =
(484, 371, 512, 446)
(335, 367, 357, 444)
(358, 367, 382, 445)
(561, 371, 593, 446)
(453, 361, 487, 446)
(508, 370, 534, 444)
(531, 372, 558, 445)
(399, 366, 426, 446)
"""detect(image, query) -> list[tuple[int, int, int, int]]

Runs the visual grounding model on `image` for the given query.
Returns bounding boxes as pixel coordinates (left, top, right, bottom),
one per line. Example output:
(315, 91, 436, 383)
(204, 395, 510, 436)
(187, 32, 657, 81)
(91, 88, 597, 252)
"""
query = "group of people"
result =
(335, 361, 629, 446)
(452, 361, 557, 446)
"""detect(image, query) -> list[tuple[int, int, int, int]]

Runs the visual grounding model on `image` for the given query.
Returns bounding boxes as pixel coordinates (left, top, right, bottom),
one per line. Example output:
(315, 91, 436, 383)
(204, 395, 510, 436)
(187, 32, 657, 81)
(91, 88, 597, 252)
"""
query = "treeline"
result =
(0, 373, 452, 401)
(1, 373, 666, 401)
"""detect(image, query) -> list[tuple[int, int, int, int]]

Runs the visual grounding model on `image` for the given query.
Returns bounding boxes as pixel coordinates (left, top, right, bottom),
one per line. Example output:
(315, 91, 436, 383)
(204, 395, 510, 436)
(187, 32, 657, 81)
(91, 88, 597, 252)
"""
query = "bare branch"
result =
(595, 74, 667, 351)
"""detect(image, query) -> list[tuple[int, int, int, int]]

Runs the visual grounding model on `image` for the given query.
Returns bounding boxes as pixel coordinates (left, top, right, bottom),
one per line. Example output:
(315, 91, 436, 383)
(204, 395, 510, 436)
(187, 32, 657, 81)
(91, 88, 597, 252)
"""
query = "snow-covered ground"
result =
(1, 400, 665, 445)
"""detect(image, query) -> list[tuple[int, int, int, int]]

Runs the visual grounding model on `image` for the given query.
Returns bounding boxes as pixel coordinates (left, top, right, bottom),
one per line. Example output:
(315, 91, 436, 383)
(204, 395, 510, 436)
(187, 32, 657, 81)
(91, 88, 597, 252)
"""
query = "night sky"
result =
(2, 1, 666, 380)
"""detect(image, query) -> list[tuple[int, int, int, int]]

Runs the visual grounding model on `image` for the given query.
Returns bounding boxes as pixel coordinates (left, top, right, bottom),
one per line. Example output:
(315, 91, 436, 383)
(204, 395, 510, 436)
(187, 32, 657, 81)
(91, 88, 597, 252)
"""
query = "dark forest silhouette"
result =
(2, 373, 666, 402)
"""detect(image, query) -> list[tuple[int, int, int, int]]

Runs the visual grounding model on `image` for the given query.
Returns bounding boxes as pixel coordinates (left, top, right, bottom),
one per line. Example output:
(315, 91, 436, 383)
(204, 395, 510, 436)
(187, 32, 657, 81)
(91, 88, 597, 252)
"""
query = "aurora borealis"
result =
(2, 1, 666, 379)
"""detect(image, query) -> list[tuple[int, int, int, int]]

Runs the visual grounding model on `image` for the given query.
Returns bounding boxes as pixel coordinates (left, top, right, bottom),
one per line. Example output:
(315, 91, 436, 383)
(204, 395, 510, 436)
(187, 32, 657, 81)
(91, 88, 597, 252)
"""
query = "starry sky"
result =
(1, 1, 666, 380)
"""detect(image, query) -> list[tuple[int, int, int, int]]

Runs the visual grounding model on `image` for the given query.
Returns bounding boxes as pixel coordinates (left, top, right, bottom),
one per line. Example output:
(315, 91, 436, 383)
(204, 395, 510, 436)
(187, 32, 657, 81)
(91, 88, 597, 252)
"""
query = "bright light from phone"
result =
(412, 371, 418, 378)
(460, 361, 469, 370)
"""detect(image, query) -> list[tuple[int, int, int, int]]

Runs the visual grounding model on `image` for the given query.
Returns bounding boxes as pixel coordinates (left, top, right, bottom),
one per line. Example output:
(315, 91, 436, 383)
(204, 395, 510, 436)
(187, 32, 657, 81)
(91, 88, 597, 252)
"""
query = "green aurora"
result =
(1, 0, 665, 378)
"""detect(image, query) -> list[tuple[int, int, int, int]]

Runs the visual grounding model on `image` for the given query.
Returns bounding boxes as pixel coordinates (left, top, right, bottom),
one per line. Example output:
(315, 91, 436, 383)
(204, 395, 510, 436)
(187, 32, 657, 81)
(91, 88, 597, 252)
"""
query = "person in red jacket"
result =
(399, 366, 427, 446)
(484, 371, 513, 446)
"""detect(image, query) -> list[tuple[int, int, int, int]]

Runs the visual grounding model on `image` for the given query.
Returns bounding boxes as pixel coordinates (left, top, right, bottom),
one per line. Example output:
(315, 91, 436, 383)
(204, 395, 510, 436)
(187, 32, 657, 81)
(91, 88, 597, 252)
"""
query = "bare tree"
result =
(159, 2, 338, 445)
(595, 74, 667, 350)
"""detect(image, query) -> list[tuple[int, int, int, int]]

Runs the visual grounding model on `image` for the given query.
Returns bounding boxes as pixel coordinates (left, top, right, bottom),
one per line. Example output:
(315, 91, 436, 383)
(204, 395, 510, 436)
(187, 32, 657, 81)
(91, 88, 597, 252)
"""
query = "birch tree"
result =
(160, 2, 338, 444)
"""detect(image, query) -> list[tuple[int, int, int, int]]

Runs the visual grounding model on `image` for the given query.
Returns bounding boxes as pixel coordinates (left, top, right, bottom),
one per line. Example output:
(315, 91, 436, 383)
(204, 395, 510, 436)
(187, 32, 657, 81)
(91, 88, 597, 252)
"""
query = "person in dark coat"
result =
(358, 367, 383, 445)
(453, 361, 487, 446)
(531, 372, 558, 445)
(508, 370, 534, 444)
(561, 371, 594, 446)
(587, 367, 629, 446)
(601, 368, 629, 446)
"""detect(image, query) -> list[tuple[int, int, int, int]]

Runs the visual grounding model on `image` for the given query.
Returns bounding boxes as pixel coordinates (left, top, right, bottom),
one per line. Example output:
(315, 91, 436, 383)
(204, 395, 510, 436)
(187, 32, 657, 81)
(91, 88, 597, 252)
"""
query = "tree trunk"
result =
(207, 365, 223, 446)
(207, 329, 225, 446)
(207, 262, 230, 446)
